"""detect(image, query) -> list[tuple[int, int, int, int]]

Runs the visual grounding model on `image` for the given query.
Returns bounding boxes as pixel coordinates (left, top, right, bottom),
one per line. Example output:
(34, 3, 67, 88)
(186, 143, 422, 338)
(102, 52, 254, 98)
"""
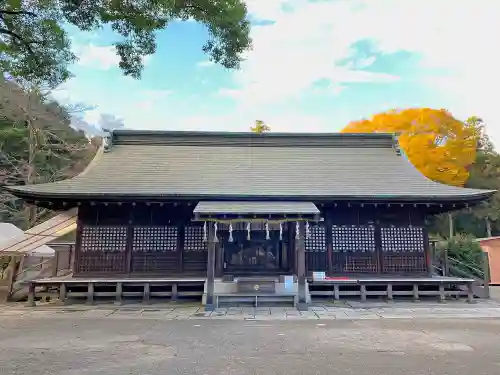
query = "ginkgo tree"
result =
(341, 108, 479, 187)
(250, 120, 271, 134)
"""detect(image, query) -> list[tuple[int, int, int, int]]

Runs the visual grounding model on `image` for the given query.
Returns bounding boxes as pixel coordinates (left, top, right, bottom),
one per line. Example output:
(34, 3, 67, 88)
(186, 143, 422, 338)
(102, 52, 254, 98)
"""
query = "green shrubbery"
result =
(436, 234, 485, 278)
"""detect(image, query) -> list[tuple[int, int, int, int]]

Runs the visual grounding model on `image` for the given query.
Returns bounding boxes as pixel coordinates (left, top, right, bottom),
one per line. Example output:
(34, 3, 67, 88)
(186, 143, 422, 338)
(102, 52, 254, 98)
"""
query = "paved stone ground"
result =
(2, 299, 500, 320)
(1, 313, 500, 374)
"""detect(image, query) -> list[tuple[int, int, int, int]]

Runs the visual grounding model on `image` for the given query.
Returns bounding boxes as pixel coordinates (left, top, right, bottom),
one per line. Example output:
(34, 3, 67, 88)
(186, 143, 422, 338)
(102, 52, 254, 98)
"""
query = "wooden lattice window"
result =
(381, 226, 425, 253)
(184, 225, 207, 252)
(382, 254, 427, 273)
(80, 226, 127, 253)
(305, 224, 326, 252)
(132, 226, 178, 253)
(332, 225, 376, 253)
(343, 256, 378, 273)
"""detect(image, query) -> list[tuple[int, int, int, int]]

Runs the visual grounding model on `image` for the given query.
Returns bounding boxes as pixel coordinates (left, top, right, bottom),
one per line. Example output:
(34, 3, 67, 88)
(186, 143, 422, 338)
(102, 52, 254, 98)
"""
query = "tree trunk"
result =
(485, 218, 492, 238)
(23, 118, 37, 229)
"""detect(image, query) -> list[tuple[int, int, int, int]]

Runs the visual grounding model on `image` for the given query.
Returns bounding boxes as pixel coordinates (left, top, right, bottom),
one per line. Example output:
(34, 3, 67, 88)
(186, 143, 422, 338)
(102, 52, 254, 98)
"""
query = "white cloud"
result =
(196, 60, 215, 68)
(221, 0, 401, 109)
(61, 0, 500, 148)
(136, 89, 173, 110)
(73, 44, 120, 70)
(344, 0, 500, 145)
(73, 43, 152, 70)
(214, 0, 500, 144)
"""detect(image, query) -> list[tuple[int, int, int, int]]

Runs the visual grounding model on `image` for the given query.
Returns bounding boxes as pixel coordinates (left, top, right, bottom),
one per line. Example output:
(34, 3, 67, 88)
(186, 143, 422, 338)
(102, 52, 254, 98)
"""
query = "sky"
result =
(52, 0, 500, 146)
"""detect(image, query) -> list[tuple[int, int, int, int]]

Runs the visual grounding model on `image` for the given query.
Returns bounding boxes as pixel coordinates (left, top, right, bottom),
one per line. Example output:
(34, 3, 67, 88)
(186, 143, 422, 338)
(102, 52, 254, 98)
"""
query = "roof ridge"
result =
(111, 130, 396, 148)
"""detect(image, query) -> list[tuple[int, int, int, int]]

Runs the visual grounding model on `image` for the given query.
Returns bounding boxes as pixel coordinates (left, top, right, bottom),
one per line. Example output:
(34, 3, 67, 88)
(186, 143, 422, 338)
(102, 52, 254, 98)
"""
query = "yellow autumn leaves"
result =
(248, 109, 478, 187)
(250, 120, 271, 134)
(342, 108, 479, 187)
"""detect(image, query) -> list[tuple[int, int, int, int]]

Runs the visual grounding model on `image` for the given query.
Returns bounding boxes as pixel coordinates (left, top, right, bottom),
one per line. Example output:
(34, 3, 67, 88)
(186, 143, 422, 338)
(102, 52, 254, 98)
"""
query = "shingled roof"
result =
(4, 130, 495, 202)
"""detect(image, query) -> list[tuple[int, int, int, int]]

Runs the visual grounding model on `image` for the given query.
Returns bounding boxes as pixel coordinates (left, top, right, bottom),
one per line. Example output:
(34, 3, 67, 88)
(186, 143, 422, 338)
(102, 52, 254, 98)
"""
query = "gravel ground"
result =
(1, 314, 500, 375)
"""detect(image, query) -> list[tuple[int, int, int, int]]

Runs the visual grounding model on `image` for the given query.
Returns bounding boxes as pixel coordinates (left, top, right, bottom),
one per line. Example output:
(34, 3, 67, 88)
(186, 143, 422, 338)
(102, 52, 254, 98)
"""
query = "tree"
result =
(250, 120, 270, 134)
(0, 77, 97, 229)
(427, 118, 500, 239)
(342, 108, 479, 187)
(463, 117, 500, 237)
(0, 0, 252, 87)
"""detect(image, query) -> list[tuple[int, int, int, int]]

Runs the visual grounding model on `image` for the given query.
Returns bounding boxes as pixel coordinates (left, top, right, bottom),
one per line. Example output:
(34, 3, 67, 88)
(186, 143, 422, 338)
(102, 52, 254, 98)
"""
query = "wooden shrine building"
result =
(4, 130, 495, 308)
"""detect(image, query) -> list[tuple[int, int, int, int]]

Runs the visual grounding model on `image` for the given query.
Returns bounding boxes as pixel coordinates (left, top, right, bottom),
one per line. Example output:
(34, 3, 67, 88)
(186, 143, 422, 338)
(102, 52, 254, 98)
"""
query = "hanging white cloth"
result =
(265, 221, 270, 240)
(214, 222, 218, 242)
(203, 222, 207, 242)
(228, 222, 233, 242)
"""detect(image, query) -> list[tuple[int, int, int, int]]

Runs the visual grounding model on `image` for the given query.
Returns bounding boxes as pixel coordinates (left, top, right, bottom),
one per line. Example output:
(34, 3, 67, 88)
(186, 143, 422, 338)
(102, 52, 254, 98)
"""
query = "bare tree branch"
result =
(0, 27, 36, 55)
(0, 10, 37, 17)
(0, 77, 98, 228)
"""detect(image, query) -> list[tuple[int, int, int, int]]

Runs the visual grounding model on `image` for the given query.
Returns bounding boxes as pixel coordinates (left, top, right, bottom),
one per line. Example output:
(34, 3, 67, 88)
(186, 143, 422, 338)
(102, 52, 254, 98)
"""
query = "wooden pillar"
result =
(486, 218, 492, 238)
(73, 212, 83, 275)
(205, 223, 216, 311)
(296, 221, 308, 310)
(86, 282, 94, 305)
(52, 250, 60, 277)
(5, 255, 19, 302)
(412, 284, 419, 301)
(289, 222, 296, 274)
(423, 227, 433, 276)
(171, 283, 178, 301)
(325, 216, 333, 275)
(59, 282, 67, 304)
(178, 225, 184, 273)
(443, 246, 449, 276)
(215, 243, 223, 278)
(125, 205, 134, 275)
(115, 282, 123, 305)
(143, 282, 150, 304)
(448, 212, 454, 239)
(387, 283, 393, 300)
(26, 281, 36, 307)
(483, 251, 491, 299)
(374, 223, 383, 274)
(360, 284, 367, 301)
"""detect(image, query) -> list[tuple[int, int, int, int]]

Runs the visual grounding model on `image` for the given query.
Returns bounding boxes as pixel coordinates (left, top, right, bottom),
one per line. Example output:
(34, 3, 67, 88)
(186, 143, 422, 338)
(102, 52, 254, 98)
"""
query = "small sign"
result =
(312, 271, 326, 281)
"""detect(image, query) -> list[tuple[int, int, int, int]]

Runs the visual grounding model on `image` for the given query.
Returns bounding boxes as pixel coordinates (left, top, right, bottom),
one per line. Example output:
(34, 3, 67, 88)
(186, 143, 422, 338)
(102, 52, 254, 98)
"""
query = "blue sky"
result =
(53, 0, 500, 145)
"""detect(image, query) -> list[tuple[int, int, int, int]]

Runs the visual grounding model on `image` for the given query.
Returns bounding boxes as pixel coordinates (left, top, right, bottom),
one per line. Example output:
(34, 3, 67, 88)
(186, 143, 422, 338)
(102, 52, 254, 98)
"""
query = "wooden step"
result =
(216, 292, 296, 307)
(236, 278, 277, 293)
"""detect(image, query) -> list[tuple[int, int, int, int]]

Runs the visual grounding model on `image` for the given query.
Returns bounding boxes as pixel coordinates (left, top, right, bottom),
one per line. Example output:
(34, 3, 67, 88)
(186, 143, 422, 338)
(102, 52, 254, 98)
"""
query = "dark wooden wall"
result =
(73, 202, 430, 276)
(304, 205, 429, 275)
(75, 203, 207, 276)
